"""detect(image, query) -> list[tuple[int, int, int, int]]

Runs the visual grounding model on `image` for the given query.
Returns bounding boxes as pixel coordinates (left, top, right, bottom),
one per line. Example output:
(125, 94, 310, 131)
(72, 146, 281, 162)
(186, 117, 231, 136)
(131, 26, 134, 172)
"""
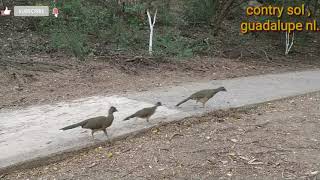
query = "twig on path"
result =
(169, 133, 183, 141)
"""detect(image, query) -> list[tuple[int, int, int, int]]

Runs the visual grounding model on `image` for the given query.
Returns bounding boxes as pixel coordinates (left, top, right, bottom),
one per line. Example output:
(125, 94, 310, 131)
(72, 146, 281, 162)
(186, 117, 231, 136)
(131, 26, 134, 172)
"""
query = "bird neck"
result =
(108, 112, 114, 117)
(215, 88, 223, 93)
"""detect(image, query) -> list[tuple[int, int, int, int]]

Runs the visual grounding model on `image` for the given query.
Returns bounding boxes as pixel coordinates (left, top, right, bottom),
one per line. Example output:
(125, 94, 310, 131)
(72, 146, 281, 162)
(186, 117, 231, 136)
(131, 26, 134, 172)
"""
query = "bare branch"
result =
(153, 9, 157, 26)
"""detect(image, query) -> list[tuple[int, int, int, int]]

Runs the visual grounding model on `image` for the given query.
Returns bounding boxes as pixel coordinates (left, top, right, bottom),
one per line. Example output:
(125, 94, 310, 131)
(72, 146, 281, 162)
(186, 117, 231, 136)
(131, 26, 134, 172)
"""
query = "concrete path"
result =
(1, 70, 320, 171)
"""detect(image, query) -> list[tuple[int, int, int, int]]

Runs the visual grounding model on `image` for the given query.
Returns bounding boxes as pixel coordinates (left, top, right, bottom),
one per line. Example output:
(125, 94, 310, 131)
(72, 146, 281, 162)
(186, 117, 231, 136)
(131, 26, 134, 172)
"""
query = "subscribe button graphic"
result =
(14, 6, 49, 16)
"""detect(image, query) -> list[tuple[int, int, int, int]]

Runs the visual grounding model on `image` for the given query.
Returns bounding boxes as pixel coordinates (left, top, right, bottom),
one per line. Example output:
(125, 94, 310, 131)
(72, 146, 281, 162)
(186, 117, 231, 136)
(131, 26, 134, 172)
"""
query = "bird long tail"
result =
(123, 114, 136, 121)
(176, 97, 191, 107)
(60, 121, 86, 130)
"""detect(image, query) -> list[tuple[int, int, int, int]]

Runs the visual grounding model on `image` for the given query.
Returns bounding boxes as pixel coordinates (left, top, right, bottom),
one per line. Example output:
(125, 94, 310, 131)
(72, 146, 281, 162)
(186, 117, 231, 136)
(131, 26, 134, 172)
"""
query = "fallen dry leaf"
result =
(152, 128, 160, 134)
(107, 152, 113, 158)
(230, 139, 238, 143)
(310, 171, 319, 175)
(88, 163, 97, 168)
(248, 159, 263, 165)
(239, 156, 250, 161)
(221, 160, 228, 165)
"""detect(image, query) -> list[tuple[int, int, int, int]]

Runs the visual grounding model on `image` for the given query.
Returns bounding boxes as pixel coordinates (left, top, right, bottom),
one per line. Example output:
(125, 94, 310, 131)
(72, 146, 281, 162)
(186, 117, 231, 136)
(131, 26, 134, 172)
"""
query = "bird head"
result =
(219, 86, 227, 92)
(155, 102, 162, 106)
(109, 106, 118, 113)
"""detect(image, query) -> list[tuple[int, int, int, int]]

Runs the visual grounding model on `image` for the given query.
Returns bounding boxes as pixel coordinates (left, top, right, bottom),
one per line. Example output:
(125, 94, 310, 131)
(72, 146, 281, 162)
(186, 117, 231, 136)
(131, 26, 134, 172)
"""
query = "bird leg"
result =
(199, 98, 208, 108)
(103, 129, 108, 137)
(146, 117, 150, 122)
(91, 130, 95, 140)
(196, 100, 203, 108)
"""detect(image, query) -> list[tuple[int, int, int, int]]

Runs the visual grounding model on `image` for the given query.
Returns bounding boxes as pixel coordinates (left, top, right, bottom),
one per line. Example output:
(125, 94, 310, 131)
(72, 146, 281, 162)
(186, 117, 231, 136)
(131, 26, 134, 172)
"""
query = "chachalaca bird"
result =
(123, 102, 162, 122)
(60, 106, 118, 139)
(176, 87, 227, 108)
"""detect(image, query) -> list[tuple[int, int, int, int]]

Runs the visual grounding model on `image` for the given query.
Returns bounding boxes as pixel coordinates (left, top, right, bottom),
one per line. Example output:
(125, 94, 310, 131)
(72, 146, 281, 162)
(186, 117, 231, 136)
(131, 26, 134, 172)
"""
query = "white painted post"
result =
(285, 31, 295, 55)
(147, 9, 157, 56)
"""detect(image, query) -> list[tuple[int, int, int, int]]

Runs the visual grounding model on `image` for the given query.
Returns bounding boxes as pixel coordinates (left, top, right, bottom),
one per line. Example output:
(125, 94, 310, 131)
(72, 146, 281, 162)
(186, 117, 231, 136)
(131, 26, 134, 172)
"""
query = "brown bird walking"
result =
(123, 102, 162, 122)
(176, 87, 227, 108)
(60, 106, 118, 139)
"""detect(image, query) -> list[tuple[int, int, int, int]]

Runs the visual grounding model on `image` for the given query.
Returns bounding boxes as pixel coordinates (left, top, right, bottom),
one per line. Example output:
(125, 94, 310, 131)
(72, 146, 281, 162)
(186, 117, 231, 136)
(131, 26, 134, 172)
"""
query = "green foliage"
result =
(124, 3, 146, 26)
(36, 0, 147, 59)
(190, 39, 211, 55)
(183, 0, 218, 25)
(32, 0, 226, 59)
(263, 0, 282, 4)
(36, 0, 93, 59)
(157, 1, 176, 26)
(50, 24, 89, 60)
(32, 0, 257, 59)
(155, 31, 193, 58)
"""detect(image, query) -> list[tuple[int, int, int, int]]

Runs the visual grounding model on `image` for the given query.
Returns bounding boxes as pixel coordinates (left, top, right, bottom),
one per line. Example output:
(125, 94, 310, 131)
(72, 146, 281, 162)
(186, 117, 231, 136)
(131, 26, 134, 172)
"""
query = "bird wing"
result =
(135, 107, 153, 118)
(191, 89, 211, 98)
(82, 116, 106, 129)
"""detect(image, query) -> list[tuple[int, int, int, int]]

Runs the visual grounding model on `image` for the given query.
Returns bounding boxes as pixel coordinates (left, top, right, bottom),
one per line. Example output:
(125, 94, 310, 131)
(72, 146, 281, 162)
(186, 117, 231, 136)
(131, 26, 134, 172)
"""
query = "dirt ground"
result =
(2, 92, 320, 179)
(1, 54, 320, 109)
